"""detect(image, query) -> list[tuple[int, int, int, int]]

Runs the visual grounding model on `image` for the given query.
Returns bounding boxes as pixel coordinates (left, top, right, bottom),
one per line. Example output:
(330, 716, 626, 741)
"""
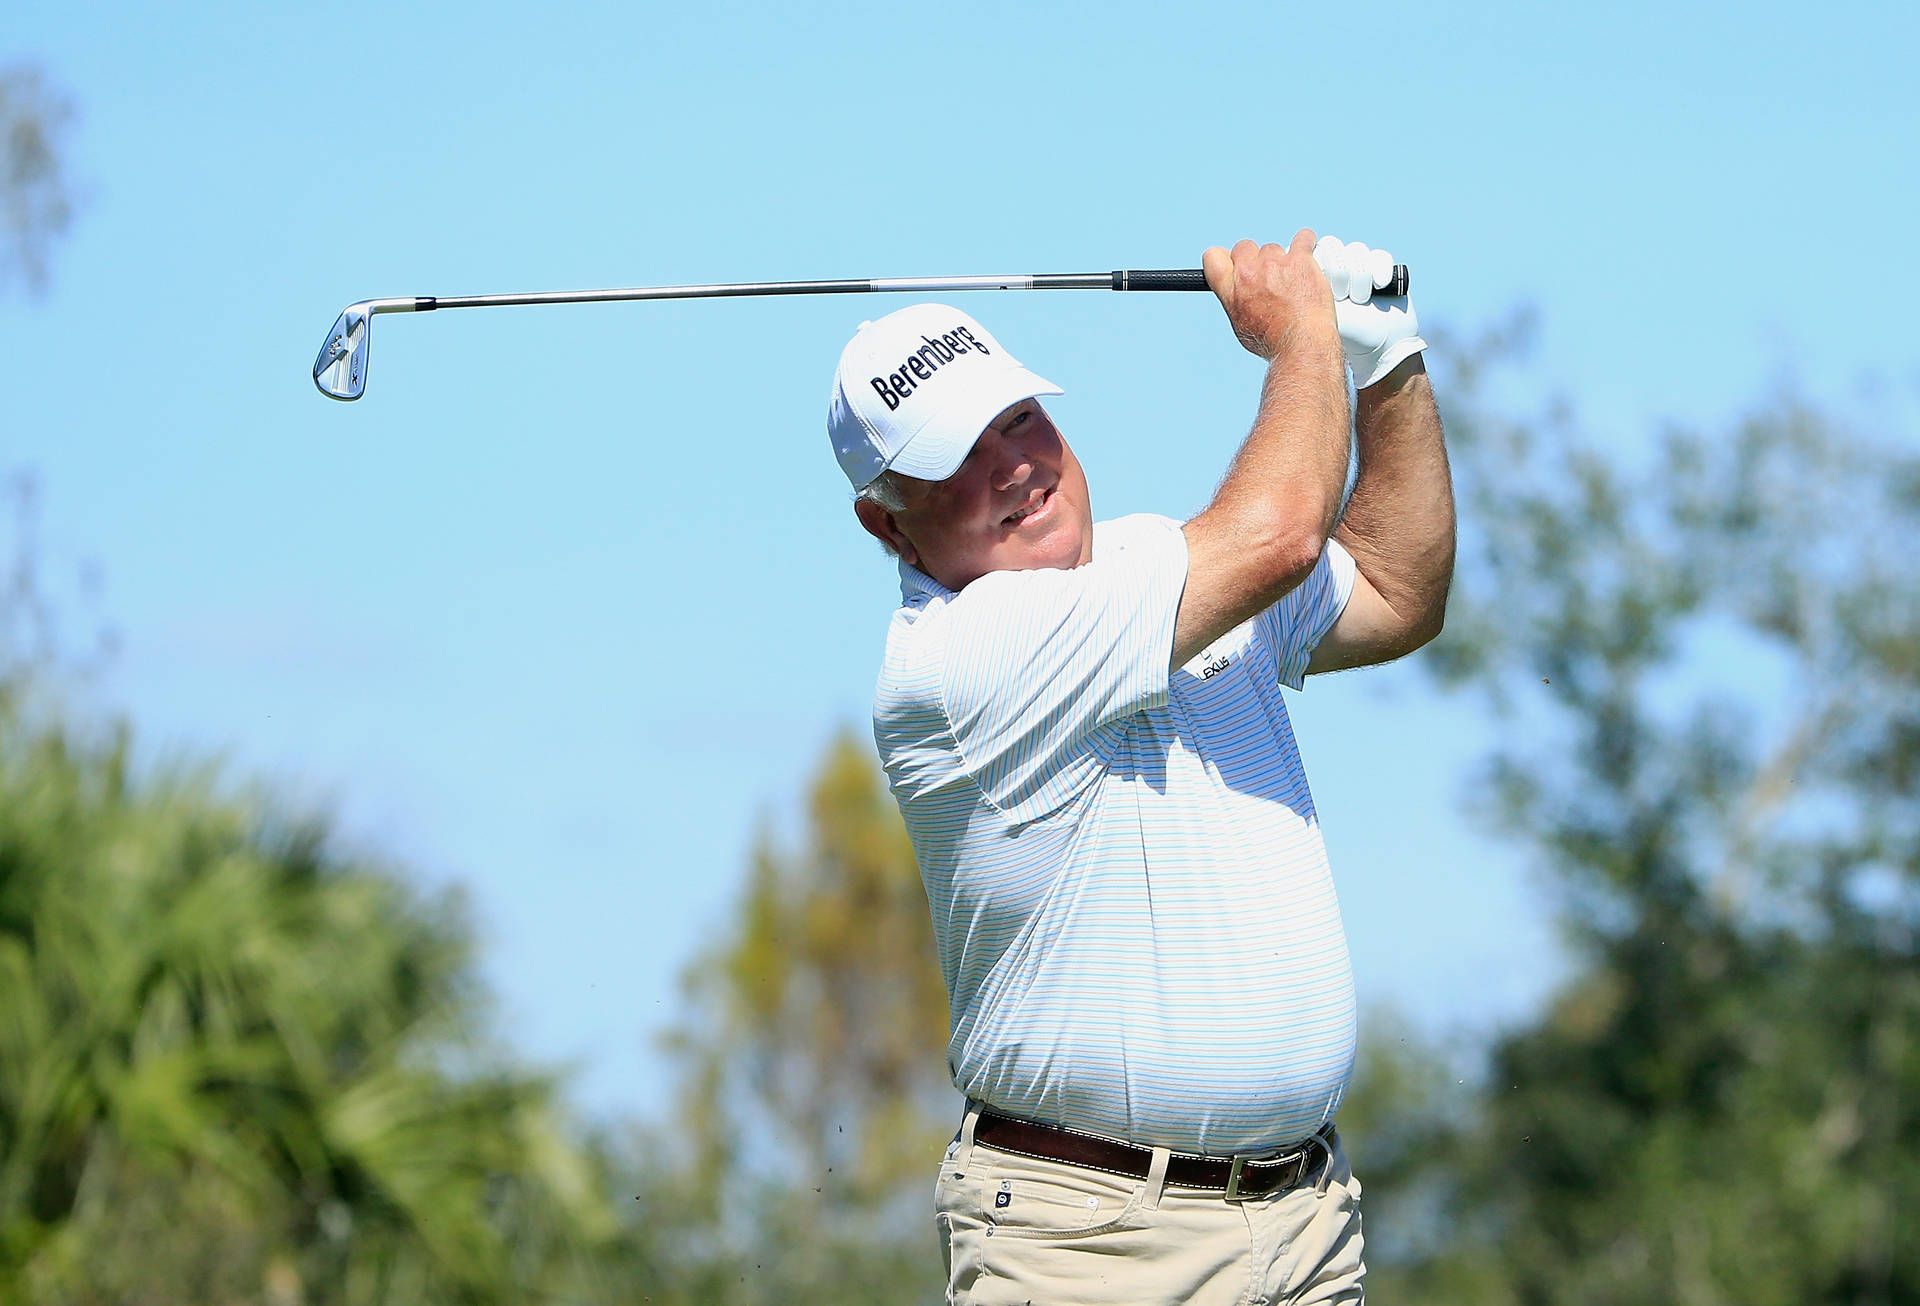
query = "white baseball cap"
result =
(827, 303, 1063, 491)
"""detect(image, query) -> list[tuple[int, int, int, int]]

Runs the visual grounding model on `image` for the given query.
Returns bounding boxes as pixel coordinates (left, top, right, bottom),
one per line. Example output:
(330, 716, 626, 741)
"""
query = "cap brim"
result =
(884, 367, 1065, 483)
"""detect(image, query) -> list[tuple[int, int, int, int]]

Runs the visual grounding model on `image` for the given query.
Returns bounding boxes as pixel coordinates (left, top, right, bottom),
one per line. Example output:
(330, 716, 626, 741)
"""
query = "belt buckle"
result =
(1224, 1155, 1252, 1202)
(1225, 1144, 1312, 1202)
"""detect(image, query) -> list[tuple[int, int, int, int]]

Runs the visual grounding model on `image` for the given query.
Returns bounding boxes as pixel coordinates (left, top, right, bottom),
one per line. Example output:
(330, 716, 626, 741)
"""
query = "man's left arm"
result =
(1307, 354, 1455, 673)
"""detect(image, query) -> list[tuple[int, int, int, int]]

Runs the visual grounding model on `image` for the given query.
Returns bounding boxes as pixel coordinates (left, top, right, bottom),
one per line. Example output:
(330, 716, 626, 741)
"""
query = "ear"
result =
(853, 498, 919, 566)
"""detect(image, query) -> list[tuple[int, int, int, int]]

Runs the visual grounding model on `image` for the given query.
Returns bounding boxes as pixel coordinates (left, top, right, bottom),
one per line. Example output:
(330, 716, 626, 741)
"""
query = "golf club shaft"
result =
(315, 265, 1413, 400)
(370, 265, 1409, 315)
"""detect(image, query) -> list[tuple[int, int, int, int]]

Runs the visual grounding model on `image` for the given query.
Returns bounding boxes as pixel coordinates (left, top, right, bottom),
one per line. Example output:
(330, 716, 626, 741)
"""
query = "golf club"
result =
(311, 264, 1411, 401)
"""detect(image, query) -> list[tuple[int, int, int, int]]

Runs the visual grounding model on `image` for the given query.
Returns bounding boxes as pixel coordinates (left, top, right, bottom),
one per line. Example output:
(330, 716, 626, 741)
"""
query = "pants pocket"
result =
(973, 1148, 1144, 1240)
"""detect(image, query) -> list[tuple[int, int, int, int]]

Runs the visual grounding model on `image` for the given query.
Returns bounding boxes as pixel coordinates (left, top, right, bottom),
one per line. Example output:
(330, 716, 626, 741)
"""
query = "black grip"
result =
(1114, 265, 1410, 295)
(1113, 268, 1211, 291)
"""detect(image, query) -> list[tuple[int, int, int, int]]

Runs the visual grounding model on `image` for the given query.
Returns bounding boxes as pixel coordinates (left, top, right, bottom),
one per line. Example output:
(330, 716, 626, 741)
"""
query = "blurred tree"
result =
(641, 728, 953, 1306)
(626, 327, 1919, 1305)
(0, 471, 117, 702)
(0, 54, 679, 1306)
(1363, 328, 1920, 1304)
(0, 705, 640, 1305)
(2, 61, 107, 693)
(0, 62, 76, 297)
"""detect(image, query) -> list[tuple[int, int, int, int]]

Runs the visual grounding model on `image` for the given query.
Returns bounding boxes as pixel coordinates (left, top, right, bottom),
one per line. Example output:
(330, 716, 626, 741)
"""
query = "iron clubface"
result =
(312, 302, 373, 400)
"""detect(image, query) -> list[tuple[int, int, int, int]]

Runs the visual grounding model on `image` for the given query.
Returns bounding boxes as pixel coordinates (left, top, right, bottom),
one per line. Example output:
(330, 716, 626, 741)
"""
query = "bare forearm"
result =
(1176, 233, 1353, 668)
(1176, 317, 1351, 666)
(1211, 333, 1352, 551)
(1335, 356, 1454, 641)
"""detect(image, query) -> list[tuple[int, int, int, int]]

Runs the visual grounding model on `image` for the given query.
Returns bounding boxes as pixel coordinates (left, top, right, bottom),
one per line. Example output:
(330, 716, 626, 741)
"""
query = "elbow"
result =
(1396, 579, 1452, 656)
(1403, 601, 1447, 655)
(1391, 539, 1455, 656)
(1245, 519, 1330, 600)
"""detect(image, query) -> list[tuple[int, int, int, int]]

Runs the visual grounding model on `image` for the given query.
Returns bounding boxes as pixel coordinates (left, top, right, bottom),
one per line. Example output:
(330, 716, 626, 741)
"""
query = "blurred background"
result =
(2, 1, 1915, 1302)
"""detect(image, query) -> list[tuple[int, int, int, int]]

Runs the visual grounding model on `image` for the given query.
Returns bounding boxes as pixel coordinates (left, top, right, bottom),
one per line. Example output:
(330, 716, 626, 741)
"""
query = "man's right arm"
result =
(1173, 233, 1353, 670)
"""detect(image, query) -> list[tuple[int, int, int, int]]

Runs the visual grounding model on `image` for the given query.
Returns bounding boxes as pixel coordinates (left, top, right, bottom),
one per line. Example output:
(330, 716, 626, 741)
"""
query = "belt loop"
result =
(955, 1101, 981, 1171)
(1312, 1126, 1336, 1196)
(1141, 1146, 1171, 1210)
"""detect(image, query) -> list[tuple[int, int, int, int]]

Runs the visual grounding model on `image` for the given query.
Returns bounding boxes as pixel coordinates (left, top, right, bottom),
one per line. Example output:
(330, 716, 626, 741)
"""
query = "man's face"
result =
(862, 399, 1094, 592)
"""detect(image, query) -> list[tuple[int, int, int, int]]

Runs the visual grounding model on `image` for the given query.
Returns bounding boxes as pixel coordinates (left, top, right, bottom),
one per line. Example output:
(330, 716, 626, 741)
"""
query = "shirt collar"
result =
(894, 518, 1126, 604)
(898, 559, 951, 605)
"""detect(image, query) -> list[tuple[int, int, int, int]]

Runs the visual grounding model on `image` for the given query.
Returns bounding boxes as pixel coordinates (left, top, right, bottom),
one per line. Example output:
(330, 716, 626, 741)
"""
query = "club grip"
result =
(1113, 265, 1411, 296)
(1113, 269, 1212, 291)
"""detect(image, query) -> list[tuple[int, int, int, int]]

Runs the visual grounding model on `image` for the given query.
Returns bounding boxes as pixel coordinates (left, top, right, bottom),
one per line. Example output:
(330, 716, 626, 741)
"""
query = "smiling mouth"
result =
(1003, 486, 1052, 527)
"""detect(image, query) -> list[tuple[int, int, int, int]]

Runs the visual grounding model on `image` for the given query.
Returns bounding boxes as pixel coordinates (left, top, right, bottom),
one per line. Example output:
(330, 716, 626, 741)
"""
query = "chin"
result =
(1030, 532, 1089, 572)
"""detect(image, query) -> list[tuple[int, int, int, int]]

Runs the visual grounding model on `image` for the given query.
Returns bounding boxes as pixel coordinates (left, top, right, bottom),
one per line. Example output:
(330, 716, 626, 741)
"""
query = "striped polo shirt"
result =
(873, 513, 1358, 1155)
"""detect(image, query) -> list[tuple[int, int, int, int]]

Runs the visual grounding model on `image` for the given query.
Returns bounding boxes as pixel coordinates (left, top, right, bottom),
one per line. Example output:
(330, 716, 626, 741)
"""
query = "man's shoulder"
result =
(879, 513, 1185, 663)
(1094, 512, 1183, 554)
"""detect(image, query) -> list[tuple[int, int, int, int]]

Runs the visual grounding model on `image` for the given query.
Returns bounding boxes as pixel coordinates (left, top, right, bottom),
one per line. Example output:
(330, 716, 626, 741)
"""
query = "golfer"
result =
(826, 231, 1452, 1305)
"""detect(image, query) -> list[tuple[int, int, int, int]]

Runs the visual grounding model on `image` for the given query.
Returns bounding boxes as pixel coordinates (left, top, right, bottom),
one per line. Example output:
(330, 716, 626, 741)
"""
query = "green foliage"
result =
(641, 727, 952, 1306)
(638, 333, 1920, 1304)
(0, 707, 632, 1305)
(1, 69, 665, 1301)
(0, 62, 76, 297)
(1362, 327, 1920, 1304)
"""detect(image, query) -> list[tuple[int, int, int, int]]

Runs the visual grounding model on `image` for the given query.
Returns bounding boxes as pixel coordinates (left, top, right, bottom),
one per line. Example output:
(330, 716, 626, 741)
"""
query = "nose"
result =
(992, 456, 1033, 493)
(986, 432, 1035, 492)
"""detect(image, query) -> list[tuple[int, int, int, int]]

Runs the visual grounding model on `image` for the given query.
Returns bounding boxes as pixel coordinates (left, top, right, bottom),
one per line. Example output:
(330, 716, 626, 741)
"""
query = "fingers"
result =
(1233, 238, 1263, 296)
(1249, 241, 1284, 297)
(1216, 230, 1415, 382)
(1315, 236, 1354, 302)
(1207, 232, 1337, 360)
(1230, 235, 1324, 299)
(1365, 245, 1394, 295)
(1202, 245, 1234, 302)
(1310, 238, 1401, 304)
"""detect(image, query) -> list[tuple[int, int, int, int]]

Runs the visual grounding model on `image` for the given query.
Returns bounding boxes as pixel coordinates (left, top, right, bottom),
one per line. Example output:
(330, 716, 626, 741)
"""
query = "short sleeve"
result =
(939, 515, 1188, 813)
(1255, 537, 1357, 690)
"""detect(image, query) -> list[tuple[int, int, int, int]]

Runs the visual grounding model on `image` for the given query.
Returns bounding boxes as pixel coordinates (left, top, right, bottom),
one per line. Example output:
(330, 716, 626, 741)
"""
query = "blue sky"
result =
(5, 0, 1916, 1121)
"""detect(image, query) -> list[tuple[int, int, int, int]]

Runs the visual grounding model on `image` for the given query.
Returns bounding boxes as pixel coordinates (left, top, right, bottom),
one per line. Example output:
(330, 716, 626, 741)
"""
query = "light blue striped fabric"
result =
(873, 513, 1360, 1155)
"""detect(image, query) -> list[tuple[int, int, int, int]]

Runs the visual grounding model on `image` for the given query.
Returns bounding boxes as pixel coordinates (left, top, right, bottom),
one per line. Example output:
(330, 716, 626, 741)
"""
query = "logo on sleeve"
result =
(1182, 632, 1249, 684)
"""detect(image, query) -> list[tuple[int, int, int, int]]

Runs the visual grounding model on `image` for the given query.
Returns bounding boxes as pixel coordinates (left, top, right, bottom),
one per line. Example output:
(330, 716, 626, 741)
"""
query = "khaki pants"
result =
(934, 1114, 1365, 1306)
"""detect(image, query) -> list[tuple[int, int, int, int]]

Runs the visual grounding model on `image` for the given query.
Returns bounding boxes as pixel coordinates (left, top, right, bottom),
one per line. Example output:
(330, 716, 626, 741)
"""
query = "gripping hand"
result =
(1315, 236, 1426, 388)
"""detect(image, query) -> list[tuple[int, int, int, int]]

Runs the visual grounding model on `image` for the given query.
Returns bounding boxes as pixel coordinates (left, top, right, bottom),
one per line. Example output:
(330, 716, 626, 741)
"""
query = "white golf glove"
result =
(1315, 236, 1426, 388)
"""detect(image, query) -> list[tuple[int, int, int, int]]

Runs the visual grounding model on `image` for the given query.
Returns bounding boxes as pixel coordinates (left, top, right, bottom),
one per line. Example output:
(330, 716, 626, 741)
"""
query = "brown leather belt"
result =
(973, 1111, 1335, 1202)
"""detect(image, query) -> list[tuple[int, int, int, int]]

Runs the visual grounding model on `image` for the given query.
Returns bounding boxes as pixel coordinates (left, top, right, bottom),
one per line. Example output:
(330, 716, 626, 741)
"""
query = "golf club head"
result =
(313, 303, 373, 400)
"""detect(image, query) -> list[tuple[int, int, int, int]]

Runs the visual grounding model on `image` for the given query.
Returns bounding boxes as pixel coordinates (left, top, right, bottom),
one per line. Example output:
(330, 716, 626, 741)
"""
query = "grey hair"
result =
(855, 468, 912, 514)
(854, 469, 912, 558)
